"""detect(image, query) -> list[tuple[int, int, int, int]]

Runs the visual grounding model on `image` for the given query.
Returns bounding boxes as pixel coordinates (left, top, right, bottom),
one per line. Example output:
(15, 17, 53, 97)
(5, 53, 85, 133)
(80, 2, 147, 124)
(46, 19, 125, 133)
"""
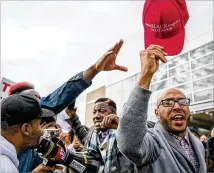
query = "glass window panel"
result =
(206, 41, 214, 52)
(135, 73, 140, 83)
(106, 82, 122, 112)
(190, 41, 214, 60)
(156, 63, 167, 73)
(185, 93, 193, 103)
(151, 80, 168, 91)
(151, 63, 167, 83)
(191, 53, 214, 70)
(121, 76, 136, 103)
(193, 76, 214, 91)
(169, 64, 190, 77)
(194, 88, 214, 102)
(150, 90, 163, 103)
(175, 83, 192, 94)
(169, 73, 190, 86)
(147, 102, 158, 121)
(168, 53, 188, 68)
(192, 65, 214, 81)
(152, 71, 167, 83)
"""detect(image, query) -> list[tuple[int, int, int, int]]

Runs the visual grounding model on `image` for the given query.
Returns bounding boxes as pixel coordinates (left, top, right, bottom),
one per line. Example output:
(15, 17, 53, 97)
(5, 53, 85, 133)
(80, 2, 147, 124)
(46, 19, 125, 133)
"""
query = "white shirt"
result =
(56, 110, 72, 132)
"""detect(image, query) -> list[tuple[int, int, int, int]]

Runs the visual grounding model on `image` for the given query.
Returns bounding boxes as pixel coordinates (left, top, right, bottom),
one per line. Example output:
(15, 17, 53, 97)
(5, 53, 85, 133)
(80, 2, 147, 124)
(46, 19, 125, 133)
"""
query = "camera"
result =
(43, 129, 60, 139)
(37, 137, 103, 173)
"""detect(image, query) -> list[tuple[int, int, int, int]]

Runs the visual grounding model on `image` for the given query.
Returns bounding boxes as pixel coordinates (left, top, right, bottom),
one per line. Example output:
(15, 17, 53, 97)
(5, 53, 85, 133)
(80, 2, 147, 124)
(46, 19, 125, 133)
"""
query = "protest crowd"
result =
(1, 0, 214, 173)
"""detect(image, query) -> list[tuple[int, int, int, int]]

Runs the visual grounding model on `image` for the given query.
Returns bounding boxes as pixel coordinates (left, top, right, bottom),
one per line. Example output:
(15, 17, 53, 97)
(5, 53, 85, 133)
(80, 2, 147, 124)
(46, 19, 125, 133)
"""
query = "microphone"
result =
(37, 137, 103, 173)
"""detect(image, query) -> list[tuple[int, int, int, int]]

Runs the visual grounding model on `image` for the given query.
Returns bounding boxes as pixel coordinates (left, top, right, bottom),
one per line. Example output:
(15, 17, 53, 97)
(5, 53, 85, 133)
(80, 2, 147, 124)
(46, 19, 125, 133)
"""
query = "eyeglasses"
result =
(157, 98, 190, 109)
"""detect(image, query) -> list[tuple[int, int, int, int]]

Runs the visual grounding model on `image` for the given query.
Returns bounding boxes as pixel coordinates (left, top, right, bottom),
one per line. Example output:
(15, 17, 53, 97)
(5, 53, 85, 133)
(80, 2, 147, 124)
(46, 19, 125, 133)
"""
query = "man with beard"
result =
(0, 92, 56, 173)
(116, 45, 206, 173)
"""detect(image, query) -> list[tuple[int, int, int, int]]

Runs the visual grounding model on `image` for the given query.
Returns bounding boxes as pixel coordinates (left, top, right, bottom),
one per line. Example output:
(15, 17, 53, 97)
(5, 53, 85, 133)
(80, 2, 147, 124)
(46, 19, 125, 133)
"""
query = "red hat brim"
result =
(144, 28, 185, 56)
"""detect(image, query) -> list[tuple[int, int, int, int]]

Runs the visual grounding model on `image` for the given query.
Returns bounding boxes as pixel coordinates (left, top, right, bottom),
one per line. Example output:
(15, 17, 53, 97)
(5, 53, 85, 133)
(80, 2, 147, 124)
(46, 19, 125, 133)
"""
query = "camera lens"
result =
(50, 131, 55, 136)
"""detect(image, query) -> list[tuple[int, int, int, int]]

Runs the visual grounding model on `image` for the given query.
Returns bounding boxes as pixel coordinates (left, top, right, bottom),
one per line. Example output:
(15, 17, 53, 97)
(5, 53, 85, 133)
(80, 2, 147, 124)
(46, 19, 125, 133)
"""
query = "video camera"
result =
(36, 137, 103, 173)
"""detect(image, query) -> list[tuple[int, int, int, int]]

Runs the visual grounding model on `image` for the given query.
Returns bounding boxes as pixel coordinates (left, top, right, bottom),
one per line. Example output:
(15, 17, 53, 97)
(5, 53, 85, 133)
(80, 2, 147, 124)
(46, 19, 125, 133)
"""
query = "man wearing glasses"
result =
(116, 45, 206, 173)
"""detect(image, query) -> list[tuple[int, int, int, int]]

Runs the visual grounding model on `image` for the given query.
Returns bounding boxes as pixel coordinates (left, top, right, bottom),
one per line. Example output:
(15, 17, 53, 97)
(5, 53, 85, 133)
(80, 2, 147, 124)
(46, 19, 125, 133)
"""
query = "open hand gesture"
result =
(95, 39, 128, 72)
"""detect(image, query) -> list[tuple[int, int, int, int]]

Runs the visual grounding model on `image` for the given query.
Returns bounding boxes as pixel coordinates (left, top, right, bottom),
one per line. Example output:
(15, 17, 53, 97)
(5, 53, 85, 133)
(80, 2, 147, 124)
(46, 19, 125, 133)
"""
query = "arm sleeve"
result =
(40, 72, 91, 114)
(65, 115, 89, 145)
(116, 85, 161, 166)
(0, 155, 19, 173)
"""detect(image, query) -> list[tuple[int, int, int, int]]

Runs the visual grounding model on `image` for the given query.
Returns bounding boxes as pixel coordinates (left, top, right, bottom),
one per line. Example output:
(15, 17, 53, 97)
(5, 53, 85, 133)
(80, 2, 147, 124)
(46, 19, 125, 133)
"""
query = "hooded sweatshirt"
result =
(0, 136, 19, 173)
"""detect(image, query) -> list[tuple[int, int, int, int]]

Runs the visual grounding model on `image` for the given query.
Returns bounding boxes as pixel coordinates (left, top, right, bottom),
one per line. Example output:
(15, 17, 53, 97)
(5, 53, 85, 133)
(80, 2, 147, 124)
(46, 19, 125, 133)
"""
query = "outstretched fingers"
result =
(115, 64, 128, 72)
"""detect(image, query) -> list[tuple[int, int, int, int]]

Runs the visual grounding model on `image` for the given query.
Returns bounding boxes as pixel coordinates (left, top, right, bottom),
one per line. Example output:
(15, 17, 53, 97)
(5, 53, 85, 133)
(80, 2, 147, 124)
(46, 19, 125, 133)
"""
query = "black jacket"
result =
(66, 115, 134, 173)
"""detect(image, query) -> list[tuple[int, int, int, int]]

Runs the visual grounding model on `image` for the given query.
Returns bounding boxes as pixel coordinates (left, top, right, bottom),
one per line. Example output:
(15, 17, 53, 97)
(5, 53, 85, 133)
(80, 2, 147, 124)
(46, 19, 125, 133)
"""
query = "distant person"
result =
(189, 127, 200, 139)
(59, 130, 75, 152)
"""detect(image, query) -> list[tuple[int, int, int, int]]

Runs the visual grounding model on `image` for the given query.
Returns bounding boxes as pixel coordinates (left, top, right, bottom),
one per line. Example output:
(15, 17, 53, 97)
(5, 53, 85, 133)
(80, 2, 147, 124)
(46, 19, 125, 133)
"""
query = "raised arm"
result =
(116, 45, 167, 166)
(40, 39, 128, 114)
(64, 107, 89, 145)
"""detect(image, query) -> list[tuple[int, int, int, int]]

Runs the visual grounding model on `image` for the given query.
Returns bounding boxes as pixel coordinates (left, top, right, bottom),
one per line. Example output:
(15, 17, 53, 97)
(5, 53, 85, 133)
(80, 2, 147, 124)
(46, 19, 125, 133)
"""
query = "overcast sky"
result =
(1, 1, 213, 122)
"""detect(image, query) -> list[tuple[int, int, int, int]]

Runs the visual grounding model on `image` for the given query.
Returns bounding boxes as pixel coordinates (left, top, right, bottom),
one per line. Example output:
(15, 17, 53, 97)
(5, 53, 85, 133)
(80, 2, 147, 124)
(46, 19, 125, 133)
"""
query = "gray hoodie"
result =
(0, 136, 19, 173)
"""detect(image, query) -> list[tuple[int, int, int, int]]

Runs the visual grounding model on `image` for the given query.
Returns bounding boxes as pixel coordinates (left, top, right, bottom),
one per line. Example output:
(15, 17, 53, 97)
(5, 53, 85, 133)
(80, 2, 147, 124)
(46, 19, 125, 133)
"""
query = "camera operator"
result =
(0, 92, 56, 173)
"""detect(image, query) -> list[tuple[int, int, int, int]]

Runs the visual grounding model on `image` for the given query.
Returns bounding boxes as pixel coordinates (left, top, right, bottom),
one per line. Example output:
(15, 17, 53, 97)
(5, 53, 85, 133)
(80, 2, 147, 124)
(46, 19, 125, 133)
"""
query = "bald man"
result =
(116, 45, 206, 173)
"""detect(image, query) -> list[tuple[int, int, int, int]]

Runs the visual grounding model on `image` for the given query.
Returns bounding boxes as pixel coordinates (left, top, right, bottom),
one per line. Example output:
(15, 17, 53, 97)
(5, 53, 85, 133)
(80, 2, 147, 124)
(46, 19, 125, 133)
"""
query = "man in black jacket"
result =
(65, 98, 134, 173)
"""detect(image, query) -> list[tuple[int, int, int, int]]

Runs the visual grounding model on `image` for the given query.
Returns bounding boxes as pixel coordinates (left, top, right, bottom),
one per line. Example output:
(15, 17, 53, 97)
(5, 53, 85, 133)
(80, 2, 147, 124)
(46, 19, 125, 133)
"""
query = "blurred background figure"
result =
(42, 122, 62, 133)
(205, 127, 214, 173)
(189, 127, 200, 139)
(59, 130, 75, 152)
(200, 134, 208, 144)
(72, 136, 84, 152)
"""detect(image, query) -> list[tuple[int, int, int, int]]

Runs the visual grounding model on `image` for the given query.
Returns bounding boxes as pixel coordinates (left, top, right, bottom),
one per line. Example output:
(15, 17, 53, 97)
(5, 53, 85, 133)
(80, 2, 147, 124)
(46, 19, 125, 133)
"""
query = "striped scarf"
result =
(87, 129, 119, 173)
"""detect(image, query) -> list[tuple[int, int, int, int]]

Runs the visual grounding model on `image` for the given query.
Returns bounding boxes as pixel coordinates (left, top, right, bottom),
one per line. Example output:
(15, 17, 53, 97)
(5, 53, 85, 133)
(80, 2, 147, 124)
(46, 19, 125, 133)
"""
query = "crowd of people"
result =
(1, 40, 214, 173)
(1, 0, 213, 172)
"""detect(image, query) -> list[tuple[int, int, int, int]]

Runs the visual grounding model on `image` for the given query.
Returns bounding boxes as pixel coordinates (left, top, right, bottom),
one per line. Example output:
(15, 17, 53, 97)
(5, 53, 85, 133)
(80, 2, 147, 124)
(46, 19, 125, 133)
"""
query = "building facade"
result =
(105, 40, 214, 129)
(85, 34, 214, 129)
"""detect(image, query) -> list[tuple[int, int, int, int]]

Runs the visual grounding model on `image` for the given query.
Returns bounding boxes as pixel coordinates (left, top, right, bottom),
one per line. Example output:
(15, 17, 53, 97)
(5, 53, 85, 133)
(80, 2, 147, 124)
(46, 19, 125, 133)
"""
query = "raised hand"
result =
(95, 39, 128, 72)
(65, 106, 77, 119)
(138, 45, 167, 89)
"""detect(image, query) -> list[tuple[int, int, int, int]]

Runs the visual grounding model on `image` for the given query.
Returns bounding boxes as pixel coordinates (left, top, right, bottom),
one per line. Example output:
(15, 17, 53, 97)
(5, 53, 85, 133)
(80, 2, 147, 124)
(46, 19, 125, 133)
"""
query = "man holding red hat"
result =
(143, 0, 189, 56)
(117, 43, 206, 173)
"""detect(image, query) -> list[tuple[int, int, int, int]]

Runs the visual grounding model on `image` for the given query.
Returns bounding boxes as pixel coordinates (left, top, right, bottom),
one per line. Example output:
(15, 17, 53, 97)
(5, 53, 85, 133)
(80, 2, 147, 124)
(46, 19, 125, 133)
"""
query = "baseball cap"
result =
(1, 92, 55, 126)
(143, 0, 189, 56)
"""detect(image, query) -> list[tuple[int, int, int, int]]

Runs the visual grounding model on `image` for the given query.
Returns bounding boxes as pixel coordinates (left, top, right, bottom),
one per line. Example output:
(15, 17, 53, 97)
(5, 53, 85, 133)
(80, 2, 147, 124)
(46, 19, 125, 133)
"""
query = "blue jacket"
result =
(18, 71, 91, 173)
(17, 149, 43, 173)
(40, 71, 91, 114)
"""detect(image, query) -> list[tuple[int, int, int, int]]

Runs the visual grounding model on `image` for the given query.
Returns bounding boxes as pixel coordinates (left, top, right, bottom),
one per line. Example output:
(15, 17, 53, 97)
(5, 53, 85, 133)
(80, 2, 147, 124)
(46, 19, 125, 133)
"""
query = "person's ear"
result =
(155, 109, 160, 120)
(21, 123, 32, 136)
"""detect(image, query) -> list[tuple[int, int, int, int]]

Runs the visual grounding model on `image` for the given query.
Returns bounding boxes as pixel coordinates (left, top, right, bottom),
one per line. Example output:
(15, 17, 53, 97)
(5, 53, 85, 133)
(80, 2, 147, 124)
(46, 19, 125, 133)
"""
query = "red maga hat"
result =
(143, 0, 189, 56)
